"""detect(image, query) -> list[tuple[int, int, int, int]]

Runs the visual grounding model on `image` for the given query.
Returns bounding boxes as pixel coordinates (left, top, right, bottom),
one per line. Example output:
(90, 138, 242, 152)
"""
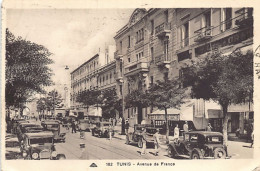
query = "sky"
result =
(6, 9, 133, 90)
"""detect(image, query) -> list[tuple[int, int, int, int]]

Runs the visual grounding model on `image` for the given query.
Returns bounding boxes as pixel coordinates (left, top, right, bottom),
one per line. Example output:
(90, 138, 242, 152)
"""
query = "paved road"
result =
(5, 120, 254, 160)
(56, 127, 169, 159)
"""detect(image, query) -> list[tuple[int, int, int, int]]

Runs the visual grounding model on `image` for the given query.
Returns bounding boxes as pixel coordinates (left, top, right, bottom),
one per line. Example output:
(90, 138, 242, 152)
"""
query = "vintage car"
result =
(21, 132, 66, 160)
(77, 119, 92, 132)
(127, 124, 157, 148)
(91, 122, 113, 138)
(61, 117, 72, 128)
(12, 119, 30, 134)
(17, 123, 43, 143)
(167, 131, 229, 159)
(41, 121, 66, 142)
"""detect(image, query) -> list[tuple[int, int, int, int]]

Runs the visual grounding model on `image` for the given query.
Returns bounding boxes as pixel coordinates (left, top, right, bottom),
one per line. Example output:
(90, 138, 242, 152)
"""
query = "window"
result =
(120, 85, 123, 95)
(222, 8, 232, 31)
(164, 10, 169, 23)
(136, 28, 144, 43)
(128, 57, 131, 63)
(136, 54, 139, 61)
(164, 72, 168, 81)
(203, 11, 211, 29)
(190, 134, 198, 142)
(151, 20, 154, 35)
(151, 47, 154, 61)
(120, 41, 122, 52)
(180, 22, 189, 47)
(128, 83, 131, 93)
(150, 76, 154, 86)
(164, 40, 169, 61)
(128, 35, 131, 48)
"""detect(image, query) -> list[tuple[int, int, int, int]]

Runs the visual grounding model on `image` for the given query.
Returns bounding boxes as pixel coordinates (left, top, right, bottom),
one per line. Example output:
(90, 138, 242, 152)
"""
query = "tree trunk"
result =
(138, 106, 142, 124)
(164, 107, 169, 144)
(222, 104, 229, 147)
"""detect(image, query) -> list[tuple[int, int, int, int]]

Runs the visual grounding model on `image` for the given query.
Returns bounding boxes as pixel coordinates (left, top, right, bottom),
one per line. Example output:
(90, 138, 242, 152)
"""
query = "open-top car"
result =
(41, 121, 66, 142)
(127, 124, 157, 148)
(77, 119, 91, 132)
(91, 121, 113, 138)
(167, 131, 229, 159)
(21, 132, 66, 160)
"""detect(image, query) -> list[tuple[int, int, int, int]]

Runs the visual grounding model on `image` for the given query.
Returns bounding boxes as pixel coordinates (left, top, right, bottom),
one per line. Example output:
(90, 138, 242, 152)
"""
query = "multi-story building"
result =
(114, 8, 253, 132)
(70, 45, 116, 118)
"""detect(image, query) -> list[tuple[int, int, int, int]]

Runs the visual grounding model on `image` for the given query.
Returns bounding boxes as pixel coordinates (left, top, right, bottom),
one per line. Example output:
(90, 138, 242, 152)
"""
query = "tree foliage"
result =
(183, 50, 253, 145)
(76, 89, 102, 108)
(5, 29, 53, 109)
(125, 90, 149, 109)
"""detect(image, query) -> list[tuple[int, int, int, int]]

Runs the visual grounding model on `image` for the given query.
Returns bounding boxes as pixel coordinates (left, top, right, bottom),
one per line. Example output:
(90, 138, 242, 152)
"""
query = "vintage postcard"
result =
(1, 0, 260, 171)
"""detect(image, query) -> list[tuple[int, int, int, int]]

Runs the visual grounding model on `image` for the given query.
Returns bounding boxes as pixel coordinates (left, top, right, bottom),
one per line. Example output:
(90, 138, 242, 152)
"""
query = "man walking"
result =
(141, 128, 147, 155)
(125, 120, 130, 144)
(153, 129, 160, 156)
(71, 120, 77, 133)
(183, 121, 189, 132)
(173, 124, 179, 143)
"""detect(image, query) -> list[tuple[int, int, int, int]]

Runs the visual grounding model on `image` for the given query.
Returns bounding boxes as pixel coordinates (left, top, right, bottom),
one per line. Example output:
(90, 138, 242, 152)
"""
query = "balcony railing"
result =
(114, 50, 123, 60)
(194, 26, 213, 42)
(155, 22, 171, 38)
(235, 8, 253, 27)
(115, 72, 123, 82)
(154, 54, 170, 66)
(125, 62, 149, 76)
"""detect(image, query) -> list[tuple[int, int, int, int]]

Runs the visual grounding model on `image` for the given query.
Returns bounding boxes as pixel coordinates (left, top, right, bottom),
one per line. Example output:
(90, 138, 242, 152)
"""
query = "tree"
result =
(46, 90, 63, 115)
(183, 50, 253, 146)
(37, 97, 48, 116)
(146, 79, 187, 143)
(5, 29, 53, 118)
(100, 89, 121, 119)
(76, 89, 101, 111)
(125, 89, 150, 123)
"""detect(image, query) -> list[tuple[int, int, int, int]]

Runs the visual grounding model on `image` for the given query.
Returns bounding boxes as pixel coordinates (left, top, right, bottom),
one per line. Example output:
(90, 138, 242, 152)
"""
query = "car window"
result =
(190, 134, 198, 142)
(103, 124, 110, 126)
(29, 137, 53, 144)
(207, 136, 222, 143)
(146, 128, 156, 134)
(184, 134, 190, 141)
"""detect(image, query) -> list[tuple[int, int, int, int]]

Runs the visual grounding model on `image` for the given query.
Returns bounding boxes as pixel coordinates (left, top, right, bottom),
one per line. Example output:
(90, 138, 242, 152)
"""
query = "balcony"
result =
(114, 50, 123, 60)
(194, 26, 213, 42)
(235, 8, 253, 28)
(154, 54, 170, 68)
(125, 62, 149, 76)
(115, 72, 123, 83)
(155, 22, 171, 39)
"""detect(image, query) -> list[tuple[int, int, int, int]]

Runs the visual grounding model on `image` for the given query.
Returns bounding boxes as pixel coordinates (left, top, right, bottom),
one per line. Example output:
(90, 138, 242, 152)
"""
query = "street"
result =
(5, 120, 253, 160)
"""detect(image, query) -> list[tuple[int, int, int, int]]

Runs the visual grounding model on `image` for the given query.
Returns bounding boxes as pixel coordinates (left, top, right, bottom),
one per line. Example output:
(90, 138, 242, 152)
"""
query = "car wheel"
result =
(213, 148, 226, 159)
(57, 154, 66, 160)
(168, 146, 175, 158)
(24, 156, 31, 160)
(191, 148, 203, 159)
(138, 139, 143, 148)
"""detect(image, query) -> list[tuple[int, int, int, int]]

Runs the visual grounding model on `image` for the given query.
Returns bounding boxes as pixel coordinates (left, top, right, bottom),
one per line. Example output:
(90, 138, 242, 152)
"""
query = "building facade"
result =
(114, 8, 253, 132)
(70, 45, 116, 118)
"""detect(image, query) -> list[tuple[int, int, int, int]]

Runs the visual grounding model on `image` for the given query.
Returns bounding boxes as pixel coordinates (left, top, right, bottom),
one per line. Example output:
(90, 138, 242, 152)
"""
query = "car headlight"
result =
(51, 151, 57, 157)
(32, 152, 39, 159)
(22, 151, 28, 157)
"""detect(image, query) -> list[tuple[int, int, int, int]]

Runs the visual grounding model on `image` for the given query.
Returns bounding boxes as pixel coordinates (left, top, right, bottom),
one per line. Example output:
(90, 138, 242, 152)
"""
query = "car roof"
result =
(24, 131, 54, 138)
(100, 122, 111, 124)
(42, 121, 59, 125)
(186, 131, 223, 136)
(20, 123, 39, 126)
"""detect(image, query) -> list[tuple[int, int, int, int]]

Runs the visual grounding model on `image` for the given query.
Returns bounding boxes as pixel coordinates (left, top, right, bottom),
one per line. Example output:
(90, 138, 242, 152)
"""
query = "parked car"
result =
(17, 123, 42, 143)
(167, 131, 229, 159)
(127, 124, 157, 148)
(21, 132, 66, 160)
(12, 119, 29, 134)
(41, 121, 66, 142)
(77, 119, 91, 132)
(91, 121, 113, 138)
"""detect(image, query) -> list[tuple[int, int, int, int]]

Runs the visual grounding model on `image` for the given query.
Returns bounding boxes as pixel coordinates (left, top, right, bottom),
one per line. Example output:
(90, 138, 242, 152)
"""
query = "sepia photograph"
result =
(1, 0, 259, 171)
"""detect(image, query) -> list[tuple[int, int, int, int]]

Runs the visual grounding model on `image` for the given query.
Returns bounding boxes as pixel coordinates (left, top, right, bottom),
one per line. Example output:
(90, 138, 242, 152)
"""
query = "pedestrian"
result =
(250, 130, 254, 148)
(206, 123, 212, 132)
(108, 124, 113, 140)
(173, 124, 179, 143)
(71, 120, 77, 133)
(153, 128, 160, 156)
(141, 128, 147, 155)
(183, 121, 189, 132)
(125, 120, 130, 144)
